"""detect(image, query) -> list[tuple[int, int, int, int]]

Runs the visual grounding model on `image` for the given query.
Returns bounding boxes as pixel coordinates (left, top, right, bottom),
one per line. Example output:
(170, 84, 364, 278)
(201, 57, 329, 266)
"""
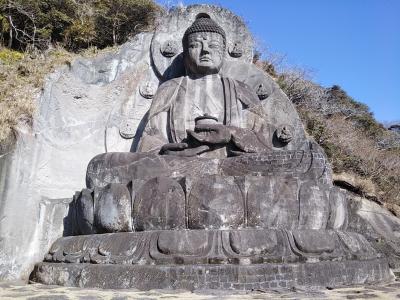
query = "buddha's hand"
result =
(187, 124, 232, 145)
(159, 142, 210, 157)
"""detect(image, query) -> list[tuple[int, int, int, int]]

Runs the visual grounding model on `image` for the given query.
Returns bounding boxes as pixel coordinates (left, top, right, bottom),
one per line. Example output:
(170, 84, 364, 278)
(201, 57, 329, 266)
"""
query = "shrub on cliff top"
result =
(0, 0, 159, 51)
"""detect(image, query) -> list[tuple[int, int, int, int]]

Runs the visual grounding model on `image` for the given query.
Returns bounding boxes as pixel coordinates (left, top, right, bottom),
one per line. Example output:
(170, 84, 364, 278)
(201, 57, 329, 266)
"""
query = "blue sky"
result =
(157, 0, 400, 123)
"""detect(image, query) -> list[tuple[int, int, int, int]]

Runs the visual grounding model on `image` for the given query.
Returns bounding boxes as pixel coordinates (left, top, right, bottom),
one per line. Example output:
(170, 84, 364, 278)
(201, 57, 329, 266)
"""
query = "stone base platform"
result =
(31, 229, 394, 290)
(33, 258, 392, 290)
(5, 280, 400, 299)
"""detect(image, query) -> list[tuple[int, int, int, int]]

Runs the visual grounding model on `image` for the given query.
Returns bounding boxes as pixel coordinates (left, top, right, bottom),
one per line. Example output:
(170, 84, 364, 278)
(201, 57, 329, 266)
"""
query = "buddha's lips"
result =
(200, 56, 212, 62)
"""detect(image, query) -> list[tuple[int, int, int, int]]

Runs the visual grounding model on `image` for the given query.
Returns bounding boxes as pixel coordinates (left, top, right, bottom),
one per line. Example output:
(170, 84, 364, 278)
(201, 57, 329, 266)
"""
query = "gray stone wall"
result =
(0, 33, 155, 281)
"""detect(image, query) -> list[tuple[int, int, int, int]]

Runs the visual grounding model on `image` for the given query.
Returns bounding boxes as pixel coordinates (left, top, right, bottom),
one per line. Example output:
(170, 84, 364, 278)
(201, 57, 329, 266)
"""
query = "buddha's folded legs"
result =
(85, 152, 221, 189)
(86, 143, 330, 191)
(72, 146, 334, 235)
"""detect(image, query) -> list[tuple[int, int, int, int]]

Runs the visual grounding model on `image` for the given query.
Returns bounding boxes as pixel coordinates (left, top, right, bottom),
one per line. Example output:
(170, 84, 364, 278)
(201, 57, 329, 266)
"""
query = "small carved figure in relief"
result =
(256, 83, 269, 100)
(160, 40, 178, 57)
(229, 41, 243, 58)
(276, 125, 293, 145)
(139, 82, 157, 99)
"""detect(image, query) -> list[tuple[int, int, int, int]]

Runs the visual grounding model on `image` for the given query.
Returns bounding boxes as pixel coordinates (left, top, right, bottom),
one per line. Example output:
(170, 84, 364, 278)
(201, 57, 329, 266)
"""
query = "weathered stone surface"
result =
(227, 229, 284, 260)
(246, 176, 299, 229)
(73, 189, 95, 235)
(133, 177, 185, 231)
(5, 280, 400, 299)
(32, 257, 393, 290)
(327, 187, 349, 230)
(187, 176, 244, 229)
(292, 230, 337, 254)
(7, 282, 399, 300)
(0, 32, 155, 280)
(347, 196, 400, 268)
(221, 61, 308, 152)
(298, 182, 330, 230)
(156, 230, 210, 258)
(41, 229, 381, 266)
(94, 183, 132, 233)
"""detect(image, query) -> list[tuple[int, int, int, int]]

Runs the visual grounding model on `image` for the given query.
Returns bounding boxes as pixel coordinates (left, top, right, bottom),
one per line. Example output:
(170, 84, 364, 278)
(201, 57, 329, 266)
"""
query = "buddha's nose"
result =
(201, 43, 210, 53)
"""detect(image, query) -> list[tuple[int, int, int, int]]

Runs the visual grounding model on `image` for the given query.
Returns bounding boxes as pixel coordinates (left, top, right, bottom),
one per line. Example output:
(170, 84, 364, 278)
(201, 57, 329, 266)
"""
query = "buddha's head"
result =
(182, 14, 226, 76)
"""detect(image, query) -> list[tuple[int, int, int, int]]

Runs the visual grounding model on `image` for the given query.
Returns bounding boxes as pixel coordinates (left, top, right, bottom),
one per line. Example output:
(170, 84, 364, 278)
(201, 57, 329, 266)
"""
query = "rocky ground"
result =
(1, 280, 400, 299)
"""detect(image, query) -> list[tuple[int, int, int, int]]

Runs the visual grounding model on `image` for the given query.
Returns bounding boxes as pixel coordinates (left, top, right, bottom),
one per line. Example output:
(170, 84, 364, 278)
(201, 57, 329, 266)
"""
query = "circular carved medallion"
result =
(139, 82, 157, 99)
(229, 41, 243, 58)
(256, 83, 269, 100)
(119, 118, 136, 139)
(275, 125, 294, 145)
(160, 40, 178, 58)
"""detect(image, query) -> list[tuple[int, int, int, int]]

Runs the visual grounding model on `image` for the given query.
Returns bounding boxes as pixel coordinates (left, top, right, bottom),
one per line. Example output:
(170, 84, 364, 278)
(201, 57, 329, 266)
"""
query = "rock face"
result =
(0, 31, 154, 281)
(1, 5, 400, 288)
(347, 196, 400, 269)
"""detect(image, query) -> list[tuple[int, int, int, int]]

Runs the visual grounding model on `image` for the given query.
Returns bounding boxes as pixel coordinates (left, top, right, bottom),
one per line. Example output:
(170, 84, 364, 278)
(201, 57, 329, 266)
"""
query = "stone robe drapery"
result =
(138, 75, 267, 152)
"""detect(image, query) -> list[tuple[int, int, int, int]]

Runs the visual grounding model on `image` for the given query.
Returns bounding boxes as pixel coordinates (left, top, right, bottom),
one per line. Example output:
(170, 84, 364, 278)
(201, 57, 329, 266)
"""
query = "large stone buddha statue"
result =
(138, 14, 272, 157)
(77, 14, 327, 233)
(33, 9, 392, 291)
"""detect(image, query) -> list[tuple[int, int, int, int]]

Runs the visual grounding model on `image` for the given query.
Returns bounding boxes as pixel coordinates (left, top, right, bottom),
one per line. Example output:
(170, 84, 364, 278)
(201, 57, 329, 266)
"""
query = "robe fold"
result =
(138, 75, 267, 152)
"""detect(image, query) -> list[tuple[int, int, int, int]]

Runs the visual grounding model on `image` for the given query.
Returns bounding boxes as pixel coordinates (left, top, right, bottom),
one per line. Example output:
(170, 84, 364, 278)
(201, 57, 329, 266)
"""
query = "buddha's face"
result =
(184, 32, 225, 75)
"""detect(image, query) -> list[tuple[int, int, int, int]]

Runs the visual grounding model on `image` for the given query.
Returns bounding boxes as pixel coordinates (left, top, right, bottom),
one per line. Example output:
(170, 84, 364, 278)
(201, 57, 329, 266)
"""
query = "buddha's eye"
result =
(189, 42, 200, 48)
(209, 43, 221, 49)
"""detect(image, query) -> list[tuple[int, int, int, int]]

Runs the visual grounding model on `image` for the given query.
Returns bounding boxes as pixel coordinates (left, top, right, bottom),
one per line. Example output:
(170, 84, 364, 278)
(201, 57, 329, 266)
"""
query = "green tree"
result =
(0, 0, 158, 51)
(95, 0, 157, 47)
(64, 1, 96, 50)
